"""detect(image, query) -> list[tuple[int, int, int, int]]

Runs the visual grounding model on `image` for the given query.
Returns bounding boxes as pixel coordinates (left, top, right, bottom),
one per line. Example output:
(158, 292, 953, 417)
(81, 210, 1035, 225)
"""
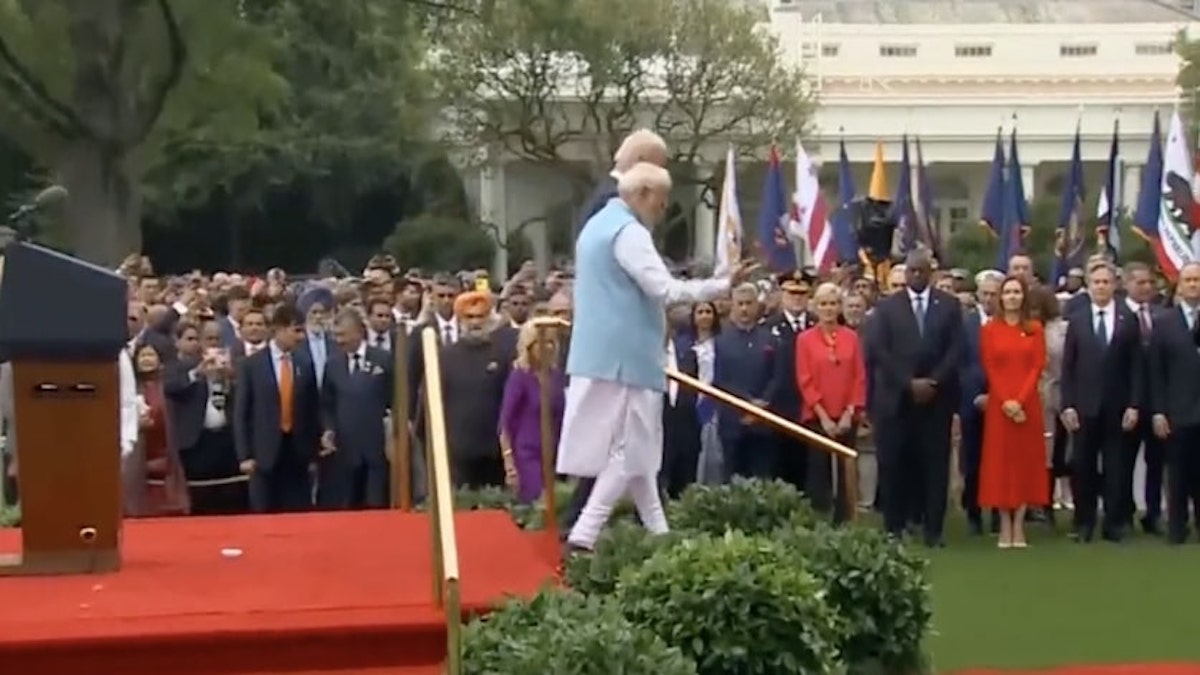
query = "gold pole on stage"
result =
(665, 369, 860, 522)
(391, 328, 412, 510)
(418, 327, 463, 674)
(530, 317, 569, 540)
(665, 369, 857, 459)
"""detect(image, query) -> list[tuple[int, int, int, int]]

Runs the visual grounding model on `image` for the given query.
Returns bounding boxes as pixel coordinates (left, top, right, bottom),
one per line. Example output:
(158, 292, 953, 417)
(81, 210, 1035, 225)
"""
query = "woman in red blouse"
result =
(795, 282, 867, 521)
(123, 342, 190, 518)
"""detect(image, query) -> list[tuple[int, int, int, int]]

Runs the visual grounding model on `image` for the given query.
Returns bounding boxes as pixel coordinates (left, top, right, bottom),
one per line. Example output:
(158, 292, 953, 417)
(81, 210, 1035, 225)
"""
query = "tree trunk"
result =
(58, 138, 141, 266)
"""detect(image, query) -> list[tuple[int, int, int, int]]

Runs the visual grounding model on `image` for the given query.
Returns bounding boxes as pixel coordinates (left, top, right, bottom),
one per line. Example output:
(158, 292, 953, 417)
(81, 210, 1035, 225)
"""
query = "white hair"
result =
(613, 129, 667, 172)
(1086, 260, 1116, 282)
(617, 162, 672, 197)
(731, 282, 758, 299)
(975, 269, 1004, 287)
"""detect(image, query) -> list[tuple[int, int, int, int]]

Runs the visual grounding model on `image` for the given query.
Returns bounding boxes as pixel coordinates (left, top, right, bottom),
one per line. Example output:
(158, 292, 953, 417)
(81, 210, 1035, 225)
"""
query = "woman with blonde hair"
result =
(795, 282, 867, 521)
(499, 320, 565, 502)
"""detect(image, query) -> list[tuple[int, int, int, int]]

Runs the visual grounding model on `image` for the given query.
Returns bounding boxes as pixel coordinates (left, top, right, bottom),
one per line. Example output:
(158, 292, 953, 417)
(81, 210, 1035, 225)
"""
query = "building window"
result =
(1059, 44, 1098, 57)
(954, 44, 992, 58)
(1134, 42, 1173, 56)
(939, 204, 970, 234)
(822, 44, 840, 57)
(879, 44, 918, 58)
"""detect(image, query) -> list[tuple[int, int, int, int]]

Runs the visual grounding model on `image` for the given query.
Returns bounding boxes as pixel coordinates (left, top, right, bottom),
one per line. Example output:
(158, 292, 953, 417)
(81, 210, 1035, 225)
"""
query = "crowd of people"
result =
(1, 129, 1197, 553)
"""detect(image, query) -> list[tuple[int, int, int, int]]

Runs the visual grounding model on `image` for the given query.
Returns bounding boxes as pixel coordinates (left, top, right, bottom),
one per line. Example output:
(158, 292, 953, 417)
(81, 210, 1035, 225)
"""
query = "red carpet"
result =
(0, 510, 558, 674)
(956, 666, 1200, 675)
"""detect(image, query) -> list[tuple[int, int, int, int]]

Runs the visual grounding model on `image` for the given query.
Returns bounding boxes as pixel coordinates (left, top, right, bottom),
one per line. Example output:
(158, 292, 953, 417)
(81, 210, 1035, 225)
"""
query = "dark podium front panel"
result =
(0, 242, 127, 362)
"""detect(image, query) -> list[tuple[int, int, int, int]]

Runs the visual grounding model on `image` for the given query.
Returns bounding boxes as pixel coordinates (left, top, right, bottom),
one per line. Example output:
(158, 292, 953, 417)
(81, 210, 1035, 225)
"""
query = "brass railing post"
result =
(391, 328, 412, 510)
(530, 317, 564, 541)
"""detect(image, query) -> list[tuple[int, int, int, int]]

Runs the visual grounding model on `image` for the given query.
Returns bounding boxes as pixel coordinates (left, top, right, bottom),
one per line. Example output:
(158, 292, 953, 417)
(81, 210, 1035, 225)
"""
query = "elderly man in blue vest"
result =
(558, 162, 754, 551)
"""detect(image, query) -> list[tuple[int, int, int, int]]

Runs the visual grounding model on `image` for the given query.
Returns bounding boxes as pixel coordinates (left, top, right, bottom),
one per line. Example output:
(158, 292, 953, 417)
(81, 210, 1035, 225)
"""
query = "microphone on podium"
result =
(6, 185, 68, 225)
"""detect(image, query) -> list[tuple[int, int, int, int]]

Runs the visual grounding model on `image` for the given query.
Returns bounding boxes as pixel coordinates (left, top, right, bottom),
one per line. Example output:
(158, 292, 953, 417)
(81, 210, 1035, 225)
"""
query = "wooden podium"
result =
(0, 241, 127, 576)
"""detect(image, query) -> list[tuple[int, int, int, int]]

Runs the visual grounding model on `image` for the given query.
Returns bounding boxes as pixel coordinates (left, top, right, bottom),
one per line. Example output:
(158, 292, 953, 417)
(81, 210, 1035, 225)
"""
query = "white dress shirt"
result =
(118, 349, 139, 457)
(436, 315, 458, 344)
(367, 329, 391, 352)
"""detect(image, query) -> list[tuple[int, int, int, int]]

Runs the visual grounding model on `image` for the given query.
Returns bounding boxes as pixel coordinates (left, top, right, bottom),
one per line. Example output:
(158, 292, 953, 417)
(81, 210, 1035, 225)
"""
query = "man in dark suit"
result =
(1060, 261, 1143, 542)
(218, 285, 252, 349)
(1148, 261, 1200, 545)
(959, 270, 1001, 535)
(365, 297, 400, 353)
(1120, 261, 1165, 534)
(233, 304, 321, 513)
(164, 334, 243, 515)
(317, 309, 394, 509)
(762, 270, 817, 491)
(868, 250, 963, 547)
(661, 336, 701, 499)
(714, 283, 777, 479)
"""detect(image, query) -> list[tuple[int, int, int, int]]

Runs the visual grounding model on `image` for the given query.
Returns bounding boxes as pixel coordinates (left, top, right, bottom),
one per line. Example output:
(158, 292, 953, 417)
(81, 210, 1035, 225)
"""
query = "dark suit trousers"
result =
(1166, 423, 1200, 543)
(452, 455, 504, 490)
(249, 433, 312, 513)
(317, 456, 389, 510)
(1071, 411, 1126, 533)
(774, 432, 810, 494)
(661, 400, 701, 499)
(877, 401, 953, 540)
(725, 433, 777, 480)
(803, 423, 856, 524)
(1120, 418, 1164, 524)
(181, 426, 248, 515)
(959, 411, 984, 520)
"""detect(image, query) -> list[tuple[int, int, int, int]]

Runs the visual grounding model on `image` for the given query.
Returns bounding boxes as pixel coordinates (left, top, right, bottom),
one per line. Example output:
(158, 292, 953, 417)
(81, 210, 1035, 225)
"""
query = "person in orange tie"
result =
(233, 304, 321, 513)
(795, 282, 867, 522)
(978, 276, 1049, 549)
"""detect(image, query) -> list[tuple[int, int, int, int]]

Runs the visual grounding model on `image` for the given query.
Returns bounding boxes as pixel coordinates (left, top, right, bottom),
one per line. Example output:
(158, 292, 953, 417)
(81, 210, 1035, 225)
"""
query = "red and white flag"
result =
(792, 139, 835, 271)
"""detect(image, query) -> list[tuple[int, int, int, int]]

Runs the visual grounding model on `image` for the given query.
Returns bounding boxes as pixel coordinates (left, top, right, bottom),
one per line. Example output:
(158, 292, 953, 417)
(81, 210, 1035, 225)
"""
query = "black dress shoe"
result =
(1166, 531, 1187, 546)
(967, 519, 983, 536)
(922, 534, 945, 549)
(1140, 517, 1162, 536)
(1074, 527, 1094, 543)
(1101, 526, 1126, 543)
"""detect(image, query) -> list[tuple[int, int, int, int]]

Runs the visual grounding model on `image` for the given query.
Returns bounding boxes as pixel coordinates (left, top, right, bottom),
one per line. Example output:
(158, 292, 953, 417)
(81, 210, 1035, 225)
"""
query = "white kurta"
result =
(556, 221, 729, 479)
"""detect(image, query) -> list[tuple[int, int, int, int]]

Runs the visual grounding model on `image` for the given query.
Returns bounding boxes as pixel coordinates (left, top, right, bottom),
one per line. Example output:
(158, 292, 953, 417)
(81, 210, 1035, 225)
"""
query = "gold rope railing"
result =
(419, 327, 462, 675)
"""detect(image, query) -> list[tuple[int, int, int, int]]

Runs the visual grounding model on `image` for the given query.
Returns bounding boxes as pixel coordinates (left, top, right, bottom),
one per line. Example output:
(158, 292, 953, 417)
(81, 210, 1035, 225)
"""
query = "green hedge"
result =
(667, 477, 819, 536)
(0, 504, 18, 528)
(778, 525, 932, 672)
(463, 588, 696, 675)
(618, 531, 844, 675)
(562, 519, 682, 596)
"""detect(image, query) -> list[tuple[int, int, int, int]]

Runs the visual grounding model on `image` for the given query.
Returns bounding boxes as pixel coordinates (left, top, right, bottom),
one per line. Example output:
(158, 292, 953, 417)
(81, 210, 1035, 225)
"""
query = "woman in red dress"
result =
(979, 276, 1049, 548)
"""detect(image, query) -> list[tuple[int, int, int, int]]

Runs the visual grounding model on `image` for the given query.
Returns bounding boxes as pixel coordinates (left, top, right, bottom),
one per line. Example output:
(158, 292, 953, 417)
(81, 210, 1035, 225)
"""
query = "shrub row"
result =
(463, 478, 933, 675)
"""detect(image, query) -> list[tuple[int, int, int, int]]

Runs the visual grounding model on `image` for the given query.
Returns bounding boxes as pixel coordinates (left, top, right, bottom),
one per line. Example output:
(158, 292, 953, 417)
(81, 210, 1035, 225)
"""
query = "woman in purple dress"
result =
(499, 321, 566, 502)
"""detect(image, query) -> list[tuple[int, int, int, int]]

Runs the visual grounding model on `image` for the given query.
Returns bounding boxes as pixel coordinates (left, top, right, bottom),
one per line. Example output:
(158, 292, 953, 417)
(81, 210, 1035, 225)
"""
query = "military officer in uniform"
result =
(763, 269, 818, 489)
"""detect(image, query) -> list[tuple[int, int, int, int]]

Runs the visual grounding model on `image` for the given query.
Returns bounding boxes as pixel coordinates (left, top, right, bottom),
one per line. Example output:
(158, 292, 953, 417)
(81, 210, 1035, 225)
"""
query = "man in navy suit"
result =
(959, 270, 1001, 535)
(868, 250, 964, 547)
(317, 309, 394, 509)
(234, 304, 321, 513)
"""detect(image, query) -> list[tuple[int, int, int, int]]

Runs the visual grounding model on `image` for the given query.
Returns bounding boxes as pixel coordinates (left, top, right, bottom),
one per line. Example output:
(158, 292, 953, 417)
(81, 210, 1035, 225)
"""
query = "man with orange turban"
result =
(453, 290, 494, 340)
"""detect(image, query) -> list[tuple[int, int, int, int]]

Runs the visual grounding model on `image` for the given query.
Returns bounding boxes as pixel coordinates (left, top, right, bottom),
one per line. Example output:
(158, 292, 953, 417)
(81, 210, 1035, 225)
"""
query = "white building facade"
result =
(472, 0, 1200, 272)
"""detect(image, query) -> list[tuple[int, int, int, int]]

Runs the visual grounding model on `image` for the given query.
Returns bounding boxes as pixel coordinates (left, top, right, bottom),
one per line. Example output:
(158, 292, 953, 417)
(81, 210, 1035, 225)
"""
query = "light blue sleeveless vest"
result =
(566, 198, 666, 392)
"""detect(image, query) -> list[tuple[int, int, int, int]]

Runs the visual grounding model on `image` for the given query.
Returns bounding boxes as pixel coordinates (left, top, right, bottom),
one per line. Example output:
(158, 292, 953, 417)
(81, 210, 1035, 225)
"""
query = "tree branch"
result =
(0, 25, 92, 139)
(126, 0, 186, 144)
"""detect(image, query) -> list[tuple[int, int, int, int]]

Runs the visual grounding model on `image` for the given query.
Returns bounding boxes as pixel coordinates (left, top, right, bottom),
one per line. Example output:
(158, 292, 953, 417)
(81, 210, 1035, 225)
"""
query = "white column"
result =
(479, 160, 508, 280)
(692, 183, 716, 263)
(1121, 162, 1142, 213)
(1021, 164, 1036, 201)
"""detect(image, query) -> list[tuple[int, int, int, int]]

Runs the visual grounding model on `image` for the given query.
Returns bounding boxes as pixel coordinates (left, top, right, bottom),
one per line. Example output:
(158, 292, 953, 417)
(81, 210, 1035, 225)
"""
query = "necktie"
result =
(1138, 305, 1151, 342)
(442, 325, 453, 345)
(278, 352, 294, 433)
(375, 333, 386, 349)
(1096, 310, 1109, 347)
(914, 296, 926, 336)
(351, 353, 361, 374)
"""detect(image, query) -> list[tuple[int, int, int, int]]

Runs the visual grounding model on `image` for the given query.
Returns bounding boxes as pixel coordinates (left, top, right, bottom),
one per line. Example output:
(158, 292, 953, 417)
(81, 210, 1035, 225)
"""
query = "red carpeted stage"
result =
(0, 510, 558, 674)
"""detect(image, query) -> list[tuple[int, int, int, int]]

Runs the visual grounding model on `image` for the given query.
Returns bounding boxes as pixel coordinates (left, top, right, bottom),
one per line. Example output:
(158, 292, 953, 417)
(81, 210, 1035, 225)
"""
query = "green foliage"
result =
(433, 0, 814, 248)
(383, 213, 498, 273)
(463, 588, 697, 675)
(563, 519, 682, 596)
(618, 531, 844, 675)
(0, 503, 18, 528)
(777, 525, 932, 672)
(944, 196, 1152, 276)
(667, 477, 819, 537)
